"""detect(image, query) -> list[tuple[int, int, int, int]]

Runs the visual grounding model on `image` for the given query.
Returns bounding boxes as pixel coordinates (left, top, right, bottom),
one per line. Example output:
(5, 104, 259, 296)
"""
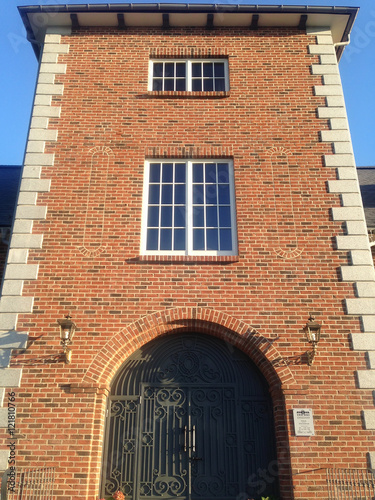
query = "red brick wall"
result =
(8, 27, 373, 500)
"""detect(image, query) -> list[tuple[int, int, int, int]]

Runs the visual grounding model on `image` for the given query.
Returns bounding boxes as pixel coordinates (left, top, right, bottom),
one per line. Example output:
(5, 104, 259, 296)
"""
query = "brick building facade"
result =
(1, 4, 375, 500)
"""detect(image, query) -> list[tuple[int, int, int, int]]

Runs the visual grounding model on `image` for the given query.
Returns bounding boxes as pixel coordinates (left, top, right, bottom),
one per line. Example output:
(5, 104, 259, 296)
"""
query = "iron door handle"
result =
(183, 425, 187, 452)
(192, 425, 196, 452)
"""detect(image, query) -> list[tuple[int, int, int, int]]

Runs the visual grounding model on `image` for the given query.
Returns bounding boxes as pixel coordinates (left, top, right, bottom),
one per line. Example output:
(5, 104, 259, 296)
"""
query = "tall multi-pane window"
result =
(141, 160, 237, 255)
(149, 59, 229, 92)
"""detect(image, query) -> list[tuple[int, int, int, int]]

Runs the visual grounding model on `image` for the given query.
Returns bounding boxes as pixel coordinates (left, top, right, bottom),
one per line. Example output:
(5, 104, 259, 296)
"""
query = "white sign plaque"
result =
(293, 408, 315, 436)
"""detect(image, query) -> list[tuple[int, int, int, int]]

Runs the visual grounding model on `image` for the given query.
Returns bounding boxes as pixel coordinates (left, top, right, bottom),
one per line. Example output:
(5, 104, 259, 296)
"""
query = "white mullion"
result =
(171, 161, 175, 250)
(158, 162, 163, 250)
(203, 161, 207, 251)
(215, 163, 221, 250)
(187, 161, 193, 254)
(187, 61, 192, 92)
(229, 162, 237, 254)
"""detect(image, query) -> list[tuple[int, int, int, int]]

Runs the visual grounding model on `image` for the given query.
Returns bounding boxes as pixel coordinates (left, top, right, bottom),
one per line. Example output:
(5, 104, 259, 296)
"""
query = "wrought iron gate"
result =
(101, 334, 279, 500)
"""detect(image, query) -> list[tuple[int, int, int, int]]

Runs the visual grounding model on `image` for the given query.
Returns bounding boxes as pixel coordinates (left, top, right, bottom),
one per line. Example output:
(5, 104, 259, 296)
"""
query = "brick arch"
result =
(83, 307, 295, 390)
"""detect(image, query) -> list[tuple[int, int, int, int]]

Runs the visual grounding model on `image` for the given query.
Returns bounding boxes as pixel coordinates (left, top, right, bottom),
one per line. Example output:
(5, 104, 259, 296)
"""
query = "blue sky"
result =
(0, 0, 374, 167)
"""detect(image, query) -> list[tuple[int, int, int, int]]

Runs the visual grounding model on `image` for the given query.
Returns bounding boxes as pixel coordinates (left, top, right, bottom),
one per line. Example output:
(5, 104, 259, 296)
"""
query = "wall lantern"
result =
(57, 314, 76, 364)
(304, 314, 321, 366)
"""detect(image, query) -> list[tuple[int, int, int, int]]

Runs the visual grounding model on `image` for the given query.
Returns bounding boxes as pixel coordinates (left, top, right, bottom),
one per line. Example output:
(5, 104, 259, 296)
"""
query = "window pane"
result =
(147, 229, 159, 250)
(160, 229, 172, 250)
(176, 79, 186, 91)
(193, 229, 205, 250)
(149, 163, 161, 182)
(162, 163, 173, 182)
(165, 63, 174, 77)
(218, 163, 229, 183)
(176, 63, 186, 77)
(193, 163, 203, 183)
(218, 184, 230, 204)
(206, 206, 218, 227)
(205, 184, 217, 205)
(148, 184, 160, 204)
(192, 79, 202, 91)
(206, 229, 218, 250)
(220, 228, 232, 251)
(193, 185, 204, 204)
(161, 206, 172, 227)
(192, 63, 201, 77)
(215, 78, 225, 91)
(203, 79, 214, 92)
(214, 62, 225, 77)
(203, 63, 213, 77)
(153, 63, 163, 77)
(219, 206, 231, 227)
(174, 207, 185, 227)
(153, 79, 163, 91)
(161, 184, 173, 204)
(174, 184, 185, 204)
(174, 229, 185, 250)
(193, 207, 204, 227)
(148, 206, 159, 227)
(164, 79, 174, 91)
(205, 163, 216, 183)
(175, 163, 186, 183)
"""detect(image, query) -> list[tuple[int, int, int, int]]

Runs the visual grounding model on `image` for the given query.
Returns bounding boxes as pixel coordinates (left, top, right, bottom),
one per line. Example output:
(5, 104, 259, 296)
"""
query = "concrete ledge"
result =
(12, 220, 33, 234)
(34, 95, 52, 106)
(320, 54, 337, 64)
(40, 63, 67, 74)
(0, 368, 22, 387)
(328, 180, 359, 194)
(341, 193, 363, 207)
(346, 298, 375, 315)
(368, 352, 375, 368)
(318, 107, 346, 118)
(356, 282, 375, 298)
(332, 207, 364, 221)
(15, 205, 47, 220)
(17, 192, 37, 205)
(0, 450, 9, 471)
(30, 117, 49, 129)
(363, 316, 375, 333)
(350, 250, 374, 266)
(341, 266, 375, 282)
(7, 249, 28, 264)
(311, 64, 338, 75)
(0, 297, 34, 314)
(351, 334, 375, 351)
(321, 130, 351, 142)
(326, 96, 345, 107)
(24, 152, 55, 166)
(323, 75, 341, 86)
(308, 44, 335, 55)
(32, 105, 61, 118)
(0, 332, 28, 349)
(20, 178, 51, 192)
(336, 236, 370, 250)
(0, 407, 11, 427)
(363, 410, 375, 429)
(4, 264, 39, 281)
(28, 129, 58, 142)
(43, 43, 69, 54)
(324, 154, 355, 167)
(1, 281, 24, 296)
(315, 85, 343, 96)
(10, 234, 43, 250)
(357, 370, 375, 389)
(26, 141, 45, 154)
(333, 142, 353, 154)
(36, 83, 64, 96)
(337, 168, 358, 180)
(329, 118, 349, 130)
(346, 221, 368, 235)
(369, 452, 375, 470)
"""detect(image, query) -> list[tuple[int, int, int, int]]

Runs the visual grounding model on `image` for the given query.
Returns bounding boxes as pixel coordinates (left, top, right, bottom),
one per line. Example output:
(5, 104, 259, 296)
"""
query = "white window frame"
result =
(148, 59, 230, 92)
(141, 159, 237, 256)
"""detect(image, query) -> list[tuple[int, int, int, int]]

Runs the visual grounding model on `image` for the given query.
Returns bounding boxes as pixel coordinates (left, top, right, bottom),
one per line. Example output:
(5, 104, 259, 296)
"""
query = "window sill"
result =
(138, 255, 239, 263)
(147, 91, 230, 99)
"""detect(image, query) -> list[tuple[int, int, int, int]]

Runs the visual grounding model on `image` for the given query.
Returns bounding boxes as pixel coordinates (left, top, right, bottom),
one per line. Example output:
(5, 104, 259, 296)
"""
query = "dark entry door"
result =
(102, 334, 279, 500)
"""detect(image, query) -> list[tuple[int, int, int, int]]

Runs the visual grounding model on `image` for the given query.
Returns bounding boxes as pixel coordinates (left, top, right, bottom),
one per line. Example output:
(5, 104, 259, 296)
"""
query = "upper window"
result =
(141, 160, 237, 256)
(149, 59, 229, 92)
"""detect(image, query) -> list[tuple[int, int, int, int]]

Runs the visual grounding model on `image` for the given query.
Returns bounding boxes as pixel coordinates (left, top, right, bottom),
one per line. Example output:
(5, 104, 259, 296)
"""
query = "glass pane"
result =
(175, 163, 186, 183)
(162, 163, 173, 182)
(206, 206, 218, 227)
(193, 229, 205, 250)
(165, 63, 174, 77)
(192, 79, 202, 91)
(148, 184, 160, 204)
(193, 163, 203, 183)
(218, 184, 230, 204)
(203, 62, 213, 77)
(147, 206, 159, 227)
(153, 79, 163, 91)
(146, 228, 158, 250)
(205, 163, 216, 183)
(149, 163, 161, 182)
(206, 229, 218, 250)
(176, 79, 186, 91)
(174, 184, 185, 204)
(215, 78, 225, 91)
(215, 62, 225, 77)
(193, 207, 204, 227)
(205, 184, 217, 205)
(160, 229, 172, 250)
(176, 63, 186, 77)
(161, 206, 172, 227)
(161, 184, 173, 204)
(174, 207, 185, 227)
(217, 163, 229, 183)
(220, 228, 232, 251)
(153, 63, 163, 77)
(203, 79, 214, 91)
(193, 185, 204, 204)
(164, 79, 174, 91)
(219, 206, 231, 227)
(174, 229, 185, 250)
(192, 63, 201, 77)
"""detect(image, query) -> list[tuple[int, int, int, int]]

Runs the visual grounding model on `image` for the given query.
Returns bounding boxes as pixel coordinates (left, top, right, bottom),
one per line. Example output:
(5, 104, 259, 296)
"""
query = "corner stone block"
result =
(32, 105, 61, 118)
(0, 389, 4, 405)
(308, 44, 335, 55)
(0, 296, 34, 314)
(336, 236, 370, 250)
(12, 220, 33, 234)
(43, 43, 69, 54)
(0, 331, 28, 349)
(10, 234, 43, 250)
(362, 316, 375, 333)
(315, 85, 343, 97)
(36, 83, 64, 96)
(341, 266, 375, 282)
(368, 352, 375, 368)
(39, 63, 67, 74)
(351, 334, 375, 351)
(0, 450, 9, 471)
(332, 207, 364, 221)
(1, 281, 24, 296)
(333, 143, 353, 154)
(0, 368, 22, 387)
(17, 192, 38, 205)
(328, 180, 359, 194)
(4, 264, 39, 281)
(363, 410, 375, 429)
(20, 178, 51, 192)
(357, 370, 375, 389)
(346, 221, 368, 235)
(0, 314, 18, 331)
(356, 282, 375, 298)
(317, 107, 346, 118)
(0, 407, 10, 427)
(350, 250, 374, 267)
(369, 453, 375, 470)
(337, 168, 359, 180)
(311, 64, 339, 75)
(324, 154, 355, 167)
(345, 298, 375, 315)
(326, 96, 345, 107)
(28, 129, 58, 142)
(341, 193, 363, 207)
(15, 205, 47, 220)
(24, 152, 54, 166)
(321, 130, 351, 142)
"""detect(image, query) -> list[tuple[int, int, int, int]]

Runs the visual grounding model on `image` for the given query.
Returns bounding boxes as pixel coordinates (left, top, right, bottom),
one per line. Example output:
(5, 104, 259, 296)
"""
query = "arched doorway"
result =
(101, 333, 279, 499)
